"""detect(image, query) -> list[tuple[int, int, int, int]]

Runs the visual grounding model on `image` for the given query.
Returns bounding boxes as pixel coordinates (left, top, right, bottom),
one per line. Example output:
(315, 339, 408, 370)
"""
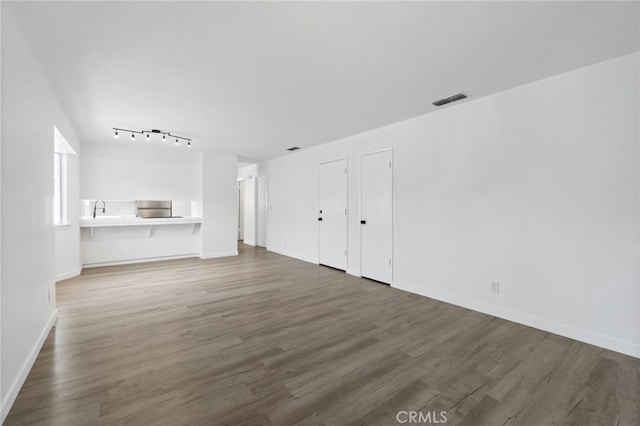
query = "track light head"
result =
(114, 130, 119, 138)
(162, 134, 166, 142)
(131, 133, 135, 140)
(175, 138, 179, 146)
(187, 141, 191, 148)
(146, 133, 150, 141)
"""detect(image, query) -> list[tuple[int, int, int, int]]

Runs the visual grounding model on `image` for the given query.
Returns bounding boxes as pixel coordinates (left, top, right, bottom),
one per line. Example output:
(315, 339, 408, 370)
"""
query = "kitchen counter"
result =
(80, 216, 202, 228)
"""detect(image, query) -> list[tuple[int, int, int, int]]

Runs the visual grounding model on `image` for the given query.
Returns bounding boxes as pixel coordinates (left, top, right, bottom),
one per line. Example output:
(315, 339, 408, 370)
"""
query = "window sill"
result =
(55, 224, 71, 229)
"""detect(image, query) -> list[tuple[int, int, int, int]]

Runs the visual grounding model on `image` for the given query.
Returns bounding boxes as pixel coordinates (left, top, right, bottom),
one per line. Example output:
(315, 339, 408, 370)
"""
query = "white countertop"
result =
(80, 216, 203, 227)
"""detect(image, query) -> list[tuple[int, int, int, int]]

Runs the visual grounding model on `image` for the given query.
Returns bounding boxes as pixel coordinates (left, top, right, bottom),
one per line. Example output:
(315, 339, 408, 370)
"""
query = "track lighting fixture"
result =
(112, 128, 192, 148)
(432, 93, 467, 107)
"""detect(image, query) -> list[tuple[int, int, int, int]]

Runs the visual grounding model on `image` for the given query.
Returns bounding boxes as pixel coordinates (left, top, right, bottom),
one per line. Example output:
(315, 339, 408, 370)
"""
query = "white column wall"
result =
(200, 152, 238, 258)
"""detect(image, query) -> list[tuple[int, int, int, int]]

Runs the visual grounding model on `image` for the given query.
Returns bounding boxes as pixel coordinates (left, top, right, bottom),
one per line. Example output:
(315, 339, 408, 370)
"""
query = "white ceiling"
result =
(6, 1, 639, 162)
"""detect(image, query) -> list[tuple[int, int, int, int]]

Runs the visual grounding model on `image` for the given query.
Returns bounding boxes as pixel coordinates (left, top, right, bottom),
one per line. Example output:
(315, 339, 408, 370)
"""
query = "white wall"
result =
(81, 142, 201, 201)
(200, 152, 238, 258)
(259, 53, 640, 358)
(1, 9, 82, 421)
(0, 9, 3, 421)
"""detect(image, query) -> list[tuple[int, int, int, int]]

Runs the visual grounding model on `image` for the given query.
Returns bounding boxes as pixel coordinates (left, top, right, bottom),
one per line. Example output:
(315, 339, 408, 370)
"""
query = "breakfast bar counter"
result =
(80, 216, 202, 228)
(80, 216, 203, 267)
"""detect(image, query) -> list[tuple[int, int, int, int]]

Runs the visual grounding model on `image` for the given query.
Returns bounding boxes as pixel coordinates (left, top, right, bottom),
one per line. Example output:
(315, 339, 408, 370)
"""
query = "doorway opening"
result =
(256, 175, 267, 248)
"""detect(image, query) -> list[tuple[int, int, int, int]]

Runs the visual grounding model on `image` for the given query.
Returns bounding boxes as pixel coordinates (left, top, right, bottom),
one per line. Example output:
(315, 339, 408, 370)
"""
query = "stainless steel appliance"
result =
(136, 200, 172, 218)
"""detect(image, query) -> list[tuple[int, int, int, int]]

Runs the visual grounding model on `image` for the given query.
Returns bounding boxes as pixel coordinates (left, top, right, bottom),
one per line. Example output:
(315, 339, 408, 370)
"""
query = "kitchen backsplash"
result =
(80, 200, 202, 218)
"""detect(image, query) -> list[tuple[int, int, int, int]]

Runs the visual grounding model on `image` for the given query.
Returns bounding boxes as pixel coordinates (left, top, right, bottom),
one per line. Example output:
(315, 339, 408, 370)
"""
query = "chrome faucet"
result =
(93, 200, 106, 218)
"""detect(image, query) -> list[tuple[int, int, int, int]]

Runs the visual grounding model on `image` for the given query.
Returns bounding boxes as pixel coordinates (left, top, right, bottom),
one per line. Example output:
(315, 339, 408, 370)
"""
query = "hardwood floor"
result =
(5, 244, 639, 425)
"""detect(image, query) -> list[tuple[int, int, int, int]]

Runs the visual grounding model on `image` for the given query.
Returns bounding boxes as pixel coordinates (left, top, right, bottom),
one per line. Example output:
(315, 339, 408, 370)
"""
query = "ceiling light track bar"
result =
(432, 93, 467, 107)
(113, 128, 192, 142)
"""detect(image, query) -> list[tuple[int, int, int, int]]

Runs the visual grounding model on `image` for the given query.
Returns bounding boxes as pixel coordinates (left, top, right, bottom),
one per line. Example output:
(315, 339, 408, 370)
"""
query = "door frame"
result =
(359, 147, 393, 283)
(256, 174, 268, 248)
(237, 178, 245, 241)
(317, 157, 348, 267)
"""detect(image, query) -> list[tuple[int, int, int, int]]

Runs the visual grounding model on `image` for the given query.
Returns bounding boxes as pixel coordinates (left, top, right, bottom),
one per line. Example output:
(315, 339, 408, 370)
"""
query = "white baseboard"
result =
(83, 254, 199, 268)
(346, 268, 361, 277)
(199, 250, 239, 259)
(1, 309, 58, 423)
(56, 268, 82, 282)
(392, 281, 640, 359)
(268, 247, 358, 275)
(267, 247, 319, 265)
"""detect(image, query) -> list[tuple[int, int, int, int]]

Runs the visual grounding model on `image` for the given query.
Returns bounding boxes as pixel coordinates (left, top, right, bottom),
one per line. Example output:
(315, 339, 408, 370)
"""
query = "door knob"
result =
(360, 220, 366, 224)
(318, 218, 323, 221)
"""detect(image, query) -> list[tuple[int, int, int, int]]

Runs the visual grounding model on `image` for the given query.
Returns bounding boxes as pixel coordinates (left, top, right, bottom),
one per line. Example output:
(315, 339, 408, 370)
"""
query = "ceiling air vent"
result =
(287, 146, 300, 151)
(433, 93, 467, 107)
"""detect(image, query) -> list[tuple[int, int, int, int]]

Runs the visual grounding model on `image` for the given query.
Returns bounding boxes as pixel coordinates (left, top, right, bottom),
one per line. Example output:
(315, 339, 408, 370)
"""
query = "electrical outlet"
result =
(491, 281, 500, 294)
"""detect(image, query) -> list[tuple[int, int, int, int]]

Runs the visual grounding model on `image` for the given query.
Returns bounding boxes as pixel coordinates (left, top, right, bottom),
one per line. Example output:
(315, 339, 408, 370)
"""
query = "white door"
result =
(318, 159, 348, 270)
(257, 175, 268, 247)
(361, 149, 392, 284)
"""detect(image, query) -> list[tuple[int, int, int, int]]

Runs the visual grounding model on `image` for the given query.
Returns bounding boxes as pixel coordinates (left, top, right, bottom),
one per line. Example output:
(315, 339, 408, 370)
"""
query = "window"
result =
(53, 126, 75, 226)
(53, 152, 67, 225)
